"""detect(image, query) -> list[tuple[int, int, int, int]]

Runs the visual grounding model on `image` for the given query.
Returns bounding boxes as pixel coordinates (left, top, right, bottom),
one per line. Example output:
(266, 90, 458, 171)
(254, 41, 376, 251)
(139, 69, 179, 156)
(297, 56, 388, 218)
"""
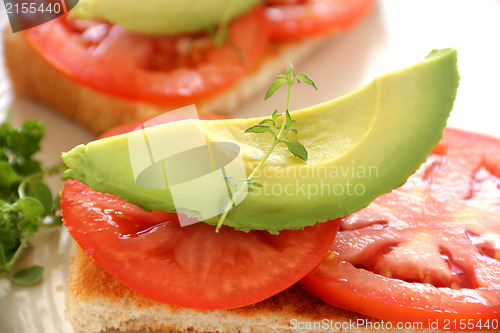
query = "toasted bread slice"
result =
(67, 245, 442, 333)
(3, 27, 328, 135)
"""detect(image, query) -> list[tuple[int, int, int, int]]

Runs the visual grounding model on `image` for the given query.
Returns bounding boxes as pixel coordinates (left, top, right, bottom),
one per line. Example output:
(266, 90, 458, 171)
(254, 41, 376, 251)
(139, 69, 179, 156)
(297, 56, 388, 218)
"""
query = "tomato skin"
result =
(301, 259, 500, 328)
(25, 7, 270, 104)
(61, 114, 340, 309)
(301, 129, 500, 330)
(265, 0, 376, 41)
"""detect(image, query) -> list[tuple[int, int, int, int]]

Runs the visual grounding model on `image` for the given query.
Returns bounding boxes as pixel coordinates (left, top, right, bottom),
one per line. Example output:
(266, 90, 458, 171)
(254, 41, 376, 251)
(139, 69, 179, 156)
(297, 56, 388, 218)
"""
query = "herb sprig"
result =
(0, 118, 63, 286)
(216, 64, 317, 232)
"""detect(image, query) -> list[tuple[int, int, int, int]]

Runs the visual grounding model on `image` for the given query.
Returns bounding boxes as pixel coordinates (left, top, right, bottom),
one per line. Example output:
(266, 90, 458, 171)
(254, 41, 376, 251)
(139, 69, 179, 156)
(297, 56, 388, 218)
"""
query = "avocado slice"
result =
(70, 0, 263, 35)
(62, 49, 459, 233)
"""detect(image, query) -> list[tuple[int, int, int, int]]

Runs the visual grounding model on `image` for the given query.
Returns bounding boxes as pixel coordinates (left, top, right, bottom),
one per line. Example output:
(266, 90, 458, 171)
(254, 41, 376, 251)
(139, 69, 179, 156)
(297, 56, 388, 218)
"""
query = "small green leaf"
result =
(0, 221, 19, 253)
(13, 197, 44, 218)
(271, 109, 282, 125)
(245, 125, 273, 134)
(284, 140, 308, 161)
(258, 119, 274, 125)
(285, 110, 294, 130)
(296, 73, 318, 90)
(286, 63, 295, 78)
(289, 127, 298, 134)
(19, 217, 39, 234)
(26, 180, 53, 216)
(0, 161, 20, 186)
(11, 265, 44, 286)
(0, 243, 5, 267)
(265, 79, 285, 100)
(4, 120, 44, 159)
(14, 159, 42, 177)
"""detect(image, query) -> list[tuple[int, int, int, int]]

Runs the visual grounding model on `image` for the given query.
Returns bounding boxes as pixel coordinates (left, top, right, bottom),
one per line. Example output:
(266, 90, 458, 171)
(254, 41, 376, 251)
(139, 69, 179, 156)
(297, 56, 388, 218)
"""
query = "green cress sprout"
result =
(216, 64, 317, 232)
(0, 117, 64, 286)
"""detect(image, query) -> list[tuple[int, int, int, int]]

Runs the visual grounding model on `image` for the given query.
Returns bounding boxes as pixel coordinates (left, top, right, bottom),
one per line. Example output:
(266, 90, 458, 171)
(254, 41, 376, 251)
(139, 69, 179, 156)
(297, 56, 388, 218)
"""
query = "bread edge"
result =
(66, 245, 447, 333)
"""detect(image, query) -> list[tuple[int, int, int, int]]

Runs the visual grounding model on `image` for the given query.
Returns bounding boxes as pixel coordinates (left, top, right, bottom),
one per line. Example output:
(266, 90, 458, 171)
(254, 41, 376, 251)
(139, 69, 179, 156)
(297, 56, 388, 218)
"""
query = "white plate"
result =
(0, 0, 499, 332)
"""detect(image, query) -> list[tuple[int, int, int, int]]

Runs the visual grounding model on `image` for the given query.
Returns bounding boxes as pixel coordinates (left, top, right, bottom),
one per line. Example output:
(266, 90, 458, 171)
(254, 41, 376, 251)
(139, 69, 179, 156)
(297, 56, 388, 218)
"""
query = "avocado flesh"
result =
(62, 49, 459, 233)
(70, 0, 263, 35)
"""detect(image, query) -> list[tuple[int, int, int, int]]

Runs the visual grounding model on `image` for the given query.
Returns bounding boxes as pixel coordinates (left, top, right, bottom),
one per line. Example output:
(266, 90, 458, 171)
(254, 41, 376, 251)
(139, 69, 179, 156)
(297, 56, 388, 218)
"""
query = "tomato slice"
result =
(301, 129, 500, 330)
(25, 7, 269, 104)
(61, 114, 340, 309)
(265, 0, 376, 41)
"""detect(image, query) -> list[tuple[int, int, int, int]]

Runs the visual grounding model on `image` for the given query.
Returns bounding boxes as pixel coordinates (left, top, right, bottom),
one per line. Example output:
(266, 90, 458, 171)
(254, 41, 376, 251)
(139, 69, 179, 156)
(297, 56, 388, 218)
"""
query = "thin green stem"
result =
(216, 139, 280, 232)
(214, 65, 310, 232)
(5, 233, 31, 271)
(17, 162, 65, 199)
(216, 80, 295, 232)
(285, 78, 294, 113)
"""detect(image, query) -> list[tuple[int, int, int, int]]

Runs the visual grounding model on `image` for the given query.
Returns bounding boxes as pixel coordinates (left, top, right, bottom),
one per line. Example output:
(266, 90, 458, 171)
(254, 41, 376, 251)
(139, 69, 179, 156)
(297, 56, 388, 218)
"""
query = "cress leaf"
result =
(284, 140, 308, 161)
(296, 73, 318, 90)
(0, 221, 19, 252)
(289, 128, 298, 134)
(26, 180, 53, 216)
(265, 79, 285, 100)
(19, 216, 40, 234)
(11, 265, 44, 286)
(13, 197, 44, 218)
(2, 120, 44, 159)
(14, 159, 42, 177)
(0, 160, 20, 186)
(0, 243, 5, 267)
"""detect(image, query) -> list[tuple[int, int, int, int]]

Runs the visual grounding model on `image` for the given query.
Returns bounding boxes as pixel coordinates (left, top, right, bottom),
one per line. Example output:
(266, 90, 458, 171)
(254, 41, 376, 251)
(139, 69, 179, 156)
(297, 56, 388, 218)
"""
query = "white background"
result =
(0, 0, 499, 332)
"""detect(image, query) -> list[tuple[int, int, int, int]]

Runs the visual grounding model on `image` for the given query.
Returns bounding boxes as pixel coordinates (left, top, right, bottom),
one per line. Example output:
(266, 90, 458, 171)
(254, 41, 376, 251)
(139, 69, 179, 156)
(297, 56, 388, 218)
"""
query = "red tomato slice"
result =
(61, 114, 340, 309)
(265, 0, 376, 41)
(301, 129, 500, 330)
(25, 7, 269, 104)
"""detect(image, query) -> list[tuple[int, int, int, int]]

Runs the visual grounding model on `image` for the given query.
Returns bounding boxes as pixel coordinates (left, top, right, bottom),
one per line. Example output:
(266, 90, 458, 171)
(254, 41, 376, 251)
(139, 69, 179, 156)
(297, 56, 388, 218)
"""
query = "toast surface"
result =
(4, 27, 327, 135)
(67, 245, 443, 333)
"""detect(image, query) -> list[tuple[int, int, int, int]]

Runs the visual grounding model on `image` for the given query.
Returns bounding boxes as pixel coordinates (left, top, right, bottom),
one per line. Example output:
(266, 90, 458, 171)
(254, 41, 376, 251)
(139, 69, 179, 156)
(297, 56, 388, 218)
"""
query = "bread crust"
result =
(3, 27, 327, 135)
(67, 245, 447, 333)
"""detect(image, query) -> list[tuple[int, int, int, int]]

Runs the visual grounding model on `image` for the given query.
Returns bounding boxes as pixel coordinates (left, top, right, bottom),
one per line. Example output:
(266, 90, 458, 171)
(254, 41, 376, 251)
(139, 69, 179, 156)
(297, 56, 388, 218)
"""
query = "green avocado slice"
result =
(62, 48, 459, 233)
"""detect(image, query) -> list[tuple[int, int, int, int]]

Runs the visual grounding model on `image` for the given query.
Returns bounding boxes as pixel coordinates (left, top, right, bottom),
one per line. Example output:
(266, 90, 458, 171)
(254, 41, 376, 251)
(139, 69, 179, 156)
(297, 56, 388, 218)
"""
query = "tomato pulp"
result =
(265, 0, 376, 41)
(61, 114, 341, 309)
(301, 129, 500, 330)
(25, 7, 270, 104)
